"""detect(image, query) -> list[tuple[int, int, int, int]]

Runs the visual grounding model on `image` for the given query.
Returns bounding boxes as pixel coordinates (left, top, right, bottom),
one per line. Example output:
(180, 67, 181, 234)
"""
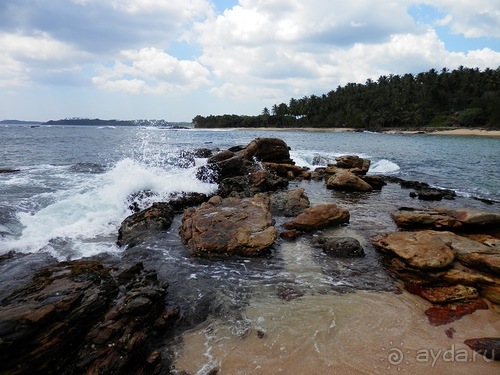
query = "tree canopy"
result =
(193, 66, 500, 129)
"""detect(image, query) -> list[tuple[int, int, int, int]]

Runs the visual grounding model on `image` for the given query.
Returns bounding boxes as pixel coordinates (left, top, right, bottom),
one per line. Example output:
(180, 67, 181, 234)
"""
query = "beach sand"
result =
(235, 127, 500, 138)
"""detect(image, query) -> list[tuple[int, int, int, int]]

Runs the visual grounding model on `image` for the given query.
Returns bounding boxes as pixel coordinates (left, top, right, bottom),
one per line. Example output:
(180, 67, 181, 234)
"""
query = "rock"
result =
(424, 298, 488, 326)
(0, 169, 20, 173)
(269, 188, 310, 217)
(391, 207, 500, 232)
(480, 285, 500, 304)
(372, 230, 457, 269)
(442, 268, 500, 287)
(0, 260, 174, 374)
(314, 236, 365, 257)
(464, 338, 500, 360)
(405, 283, 479, 304)
(278, 285, 304, 301)
(360, 175, 386, 190)
(180, 195, 277, 257)
(242, 138, 294, 164)
(263, 162, 308, 178)
(282, 204, 350, 232)
(334, 155, 371, 175)
(391, 207, 462, 230)
(326, 170, 373, 192)
(117, 202, 174, 248)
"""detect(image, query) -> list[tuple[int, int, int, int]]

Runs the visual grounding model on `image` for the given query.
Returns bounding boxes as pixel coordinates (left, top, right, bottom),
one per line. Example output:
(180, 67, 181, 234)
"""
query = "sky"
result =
(1, 0, 500, 122)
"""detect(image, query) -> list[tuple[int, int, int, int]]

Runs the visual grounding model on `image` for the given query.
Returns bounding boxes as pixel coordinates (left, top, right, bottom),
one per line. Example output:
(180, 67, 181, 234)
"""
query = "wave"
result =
(368, 159, 401, 174)
(0, 158, 217, 260)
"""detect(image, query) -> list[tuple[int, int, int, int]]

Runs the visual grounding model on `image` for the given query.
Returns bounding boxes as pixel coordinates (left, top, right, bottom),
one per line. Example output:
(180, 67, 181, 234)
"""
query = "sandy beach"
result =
(235, 127, 500, 138)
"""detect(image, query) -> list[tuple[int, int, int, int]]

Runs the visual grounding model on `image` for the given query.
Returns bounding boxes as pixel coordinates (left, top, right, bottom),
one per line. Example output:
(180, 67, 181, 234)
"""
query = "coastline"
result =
(234, 127, 500, 138)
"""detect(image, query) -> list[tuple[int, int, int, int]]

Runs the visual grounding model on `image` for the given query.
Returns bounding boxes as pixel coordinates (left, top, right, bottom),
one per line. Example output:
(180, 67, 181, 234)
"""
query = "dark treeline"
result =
(193, 66, 500, 129)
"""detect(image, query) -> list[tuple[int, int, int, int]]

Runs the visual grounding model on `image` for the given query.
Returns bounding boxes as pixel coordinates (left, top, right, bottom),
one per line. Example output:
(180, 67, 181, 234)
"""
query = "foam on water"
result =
(0, 158, 216, 260)
(369, 159, 401, 174)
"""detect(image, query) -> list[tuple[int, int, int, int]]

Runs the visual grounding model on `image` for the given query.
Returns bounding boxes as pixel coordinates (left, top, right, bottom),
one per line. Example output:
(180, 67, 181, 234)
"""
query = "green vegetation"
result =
(193, 66, 500, 130)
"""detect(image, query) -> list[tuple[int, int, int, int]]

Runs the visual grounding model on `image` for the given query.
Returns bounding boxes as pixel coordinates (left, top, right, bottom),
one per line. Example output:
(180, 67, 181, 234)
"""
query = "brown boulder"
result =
(180, 195, 277, 257)
(334, 155, 371, 175)
(480, 285, 500, 305)
(372, 230, 457, 269)
(326, 170, 373, 192)
(283, 204, 350, 232)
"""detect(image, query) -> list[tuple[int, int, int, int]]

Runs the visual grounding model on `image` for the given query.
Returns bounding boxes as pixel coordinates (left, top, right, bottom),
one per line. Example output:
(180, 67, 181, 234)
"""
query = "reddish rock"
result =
(405, 283, 479, 304)
(464, 338, 500, 360)
(425, 298, 488, 326)
(180, 195, 277, 257)
(283, 204, 350, 232)
(480, 285, 500, 305)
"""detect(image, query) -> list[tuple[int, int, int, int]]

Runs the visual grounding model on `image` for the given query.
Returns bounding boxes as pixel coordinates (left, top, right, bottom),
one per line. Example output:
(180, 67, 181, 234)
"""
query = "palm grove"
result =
(193, 66, 500, 130)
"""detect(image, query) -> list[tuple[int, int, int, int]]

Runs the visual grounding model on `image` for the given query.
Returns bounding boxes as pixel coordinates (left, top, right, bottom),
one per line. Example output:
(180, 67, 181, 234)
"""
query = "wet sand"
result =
(172, 290, 500, 375)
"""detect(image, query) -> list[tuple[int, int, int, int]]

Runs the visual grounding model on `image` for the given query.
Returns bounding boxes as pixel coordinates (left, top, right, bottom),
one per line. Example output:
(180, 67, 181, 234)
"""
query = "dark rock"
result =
(0, 260, 174, 374)
(464, 338, 500, 360)
(117, 202, 174, 248)
(314, 236, 365, 257)
(269, 188, 310, 217)
(0, 169, 21, 174)
(278, 285, 304, 301)
(242, 138, 294, 164)
(360, 175, 386, 190)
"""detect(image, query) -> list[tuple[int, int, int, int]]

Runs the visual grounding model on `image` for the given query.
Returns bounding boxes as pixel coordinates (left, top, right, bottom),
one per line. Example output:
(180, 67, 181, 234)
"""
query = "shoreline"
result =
(232, 127, 500, 138)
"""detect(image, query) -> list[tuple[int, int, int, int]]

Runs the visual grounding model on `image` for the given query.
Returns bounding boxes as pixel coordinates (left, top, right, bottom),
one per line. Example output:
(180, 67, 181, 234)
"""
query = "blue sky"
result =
(1, 0, 499, 122)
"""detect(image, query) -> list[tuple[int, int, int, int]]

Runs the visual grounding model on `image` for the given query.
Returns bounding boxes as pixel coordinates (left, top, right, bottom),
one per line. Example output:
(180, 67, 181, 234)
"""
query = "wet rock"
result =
(314, 236, 365, 257)
(464, 338, 500, 360)
(0, 260, 174, 374)
(405, 283, 479, 304)
(424, 298, 488, 326)
(442, 268, 500, 287)
(283, 203, 350, 232)
(180, 195, 277, 257)
(326, 170, 373, 192)
(372, 230, 457, 269)
(269, 188, 310, 217)
(0, 169, 20, 173)
(278, 285, 304, 301)
(117, 202, 174, 248)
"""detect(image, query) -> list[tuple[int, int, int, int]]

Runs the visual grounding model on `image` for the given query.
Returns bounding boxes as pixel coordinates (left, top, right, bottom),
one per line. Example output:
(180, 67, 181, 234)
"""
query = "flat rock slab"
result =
(180, 194, 277, 257)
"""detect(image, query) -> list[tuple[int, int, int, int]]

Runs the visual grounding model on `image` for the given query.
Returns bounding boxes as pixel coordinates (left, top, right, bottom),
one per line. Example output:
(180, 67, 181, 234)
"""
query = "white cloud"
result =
(416, 0, 500, 38)
(92, 48, 211, 94)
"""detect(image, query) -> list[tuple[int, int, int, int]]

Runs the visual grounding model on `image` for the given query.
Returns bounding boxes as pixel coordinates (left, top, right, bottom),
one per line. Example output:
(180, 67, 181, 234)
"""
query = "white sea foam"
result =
(1, 158, 217, 260)
(368, 159, 400, 174)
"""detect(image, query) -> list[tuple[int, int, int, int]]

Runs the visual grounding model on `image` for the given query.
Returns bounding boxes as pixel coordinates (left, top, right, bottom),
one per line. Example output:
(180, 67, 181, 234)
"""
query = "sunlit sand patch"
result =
(172, 291, 500, 375)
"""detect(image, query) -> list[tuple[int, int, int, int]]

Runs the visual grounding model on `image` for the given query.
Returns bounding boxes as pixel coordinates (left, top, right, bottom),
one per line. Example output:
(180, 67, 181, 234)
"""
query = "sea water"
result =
(1, 124, 499, 374)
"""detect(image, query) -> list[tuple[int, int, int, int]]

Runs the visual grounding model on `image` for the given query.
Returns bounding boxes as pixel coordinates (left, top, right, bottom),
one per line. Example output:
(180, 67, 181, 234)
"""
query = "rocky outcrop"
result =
(326, 170, 373, 192)
(0, 260, 176, 374)
(180, 194, 277, 257)
(373, 203, 500, 326)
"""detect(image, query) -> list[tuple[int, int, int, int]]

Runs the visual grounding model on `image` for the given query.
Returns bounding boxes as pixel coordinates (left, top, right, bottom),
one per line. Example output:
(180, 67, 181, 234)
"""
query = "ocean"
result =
(1, 124, 499, 374)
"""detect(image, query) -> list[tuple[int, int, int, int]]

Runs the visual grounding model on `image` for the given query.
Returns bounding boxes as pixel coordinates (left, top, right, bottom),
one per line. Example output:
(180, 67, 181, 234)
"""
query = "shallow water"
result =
(1, 125, 499, 373)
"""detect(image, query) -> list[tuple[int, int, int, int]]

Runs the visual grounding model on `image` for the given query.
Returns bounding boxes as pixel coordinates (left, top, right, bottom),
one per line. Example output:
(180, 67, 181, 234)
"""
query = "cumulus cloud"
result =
(92, 48, 210, 94)
(192, 0, 500, 105)
(418, 0, 500, 38)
